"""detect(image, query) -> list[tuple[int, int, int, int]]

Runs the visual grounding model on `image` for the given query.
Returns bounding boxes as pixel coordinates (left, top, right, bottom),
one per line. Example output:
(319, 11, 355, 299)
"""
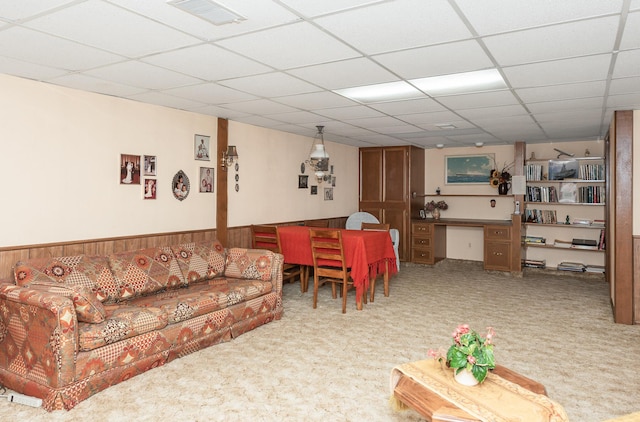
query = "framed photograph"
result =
(298, 175, 308, 189)
(324, 187, 333, 201)
(310, 186, 318, 195)
(419, 209, 426, 219)
(445, 154, 494, 184)
(143, 155, 156, 176)
(120, 154, 141, 185)
(548, 159, 579, 180)
(143, 178, 156, 200)
(172, 170, 190, 201)
(332, 176, 336, 187)
(199, 167, 214, 193)
(559, 182, 577, 203)
(194, 134, 210, 161)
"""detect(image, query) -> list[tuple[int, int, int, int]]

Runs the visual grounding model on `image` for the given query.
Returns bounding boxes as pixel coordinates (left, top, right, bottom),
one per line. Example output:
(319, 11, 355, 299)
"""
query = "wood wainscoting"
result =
(0, 217, 348, 280)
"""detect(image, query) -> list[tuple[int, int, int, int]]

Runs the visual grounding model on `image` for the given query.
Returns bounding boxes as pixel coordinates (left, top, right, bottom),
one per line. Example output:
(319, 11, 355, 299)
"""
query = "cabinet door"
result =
(360, 148, 383, 202)
(383, 147, 407, 203)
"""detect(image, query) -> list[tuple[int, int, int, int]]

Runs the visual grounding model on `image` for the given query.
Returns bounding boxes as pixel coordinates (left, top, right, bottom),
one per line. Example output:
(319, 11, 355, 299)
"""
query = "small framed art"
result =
(199, 167, 214, 193)
(194, 135, 210, 161)
(120, 154, 141, 185)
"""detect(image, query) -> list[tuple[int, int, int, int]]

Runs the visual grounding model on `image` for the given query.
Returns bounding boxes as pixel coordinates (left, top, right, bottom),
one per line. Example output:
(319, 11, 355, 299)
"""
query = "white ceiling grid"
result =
(0, 0, 638, 148)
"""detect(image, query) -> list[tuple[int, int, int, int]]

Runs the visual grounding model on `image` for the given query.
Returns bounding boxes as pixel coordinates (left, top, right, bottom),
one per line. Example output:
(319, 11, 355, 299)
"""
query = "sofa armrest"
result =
(0, 282, 78, 388)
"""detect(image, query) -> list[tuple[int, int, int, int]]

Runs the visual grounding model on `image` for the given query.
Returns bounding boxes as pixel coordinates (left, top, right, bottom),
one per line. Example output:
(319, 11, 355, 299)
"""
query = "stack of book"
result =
(524, 209, 557, 224)
(522, 258, 546, 269)
(571, 238, 598, 250)
(553, 239, 573, 248)
(585, 264, 605, 273)
(558, 261, 586, 272)
(522, 235, 546, 245)
(524, 164, 543, 181)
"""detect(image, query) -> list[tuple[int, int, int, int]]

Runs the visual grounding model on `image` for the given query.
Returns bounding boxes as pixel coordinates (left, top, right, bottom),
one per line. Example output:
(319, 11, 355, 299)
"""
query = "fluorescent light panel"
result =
(334, 81, 423, 104)
(334, 69, 507, 104)
(167, 0, 246, 25)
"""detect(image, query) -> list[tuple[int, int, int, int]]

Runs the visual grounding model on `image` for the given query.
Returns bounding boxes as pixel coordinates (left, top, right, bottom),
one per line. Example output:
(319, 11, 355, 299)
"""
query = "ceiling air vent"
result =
(167, 0, 246, 25)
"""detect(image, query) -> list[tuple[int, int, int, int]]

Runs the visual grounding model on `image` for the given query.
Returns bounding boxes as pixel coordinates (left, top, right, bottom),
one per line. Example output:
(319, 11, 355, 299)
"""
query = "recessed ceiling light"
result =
(436, 144, 444, 149)
(333, 81, 423, 104)
(475, 142, 484, 147)
(167, 0, 246, 25)
(410, 69, 507, 97)
(436, 123, 457, 130)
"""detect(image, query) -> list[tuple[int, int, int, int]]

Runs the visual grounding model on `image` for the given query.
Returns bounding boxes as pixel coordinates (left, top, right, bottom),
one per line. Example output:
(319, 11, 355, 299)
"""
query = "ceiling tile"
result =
(277, 0, 385, 17)
(264, 110, 326, 125)
(0, 26, 123, 70)
(373, 40, 494, 79)
(0, 56, 69, 80)
(84, 61, 201, 90)
(0, 1, 77, 20)
(368, 98, 447, 115)
(609, 76, 640, 94)
(456, 0, 624, 35)
(163, 82, 257, 104)
(618, 10, 640, 50)
(215, 22, 360, 69)
(219, 99, 299, 114)
(50, 73, 148, 97)
(503, 54, 613, 87)
(142, 44, 271, 81)
(398, 111, 464, 125)
(314, 0, 472, 54)
(456, 104, 529, 120)
(484, 17, 619, 66)
(275, 91, 355, 110)
(612, 48, 640, 78)
(128, 91, 208, 110)
(24, 0, 200, 57)
(436, 90, 520, 110)
(343, 116, 408, 128)
(286, 58, 397, 90)
(314, 106, 385, 120)
(516, 80, 606, 103)
(219, 72, 319, 97)
(527, 97, 605, 114)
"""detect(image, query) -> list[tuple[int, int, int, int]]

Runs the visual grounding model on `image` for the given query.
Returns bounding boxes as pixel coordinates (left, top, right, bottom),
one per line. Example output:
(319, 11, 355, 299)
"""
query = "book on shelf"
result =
(524, 209, 557, 224)
(553, 239, 573, 248)
(557, 261, 586, 272)
(522, 259, 546, 269)
(572, 218, 592, 226)
(572, 238, 598, 247)
(522, 235, 546, 244)
(570, 244, 599, 250)
(585, 264, 605, 273)
(598, 229, 606, 250)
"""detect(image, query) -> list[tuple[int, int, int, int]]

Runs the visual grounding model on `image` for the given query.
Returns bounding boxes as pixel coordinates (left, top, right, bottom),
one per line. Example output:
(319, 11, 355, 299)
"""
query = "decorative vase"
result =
(454, 368, 479, 386)
(432, 208, 441, 220)
(498, 182, 510, 195)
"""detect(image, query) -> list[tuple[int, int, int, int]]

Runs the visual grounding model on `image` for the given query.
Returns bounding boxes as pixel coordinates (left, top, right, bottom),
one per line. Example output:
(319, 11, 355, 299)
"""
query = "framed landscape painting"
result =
(445, 154, 494, 184)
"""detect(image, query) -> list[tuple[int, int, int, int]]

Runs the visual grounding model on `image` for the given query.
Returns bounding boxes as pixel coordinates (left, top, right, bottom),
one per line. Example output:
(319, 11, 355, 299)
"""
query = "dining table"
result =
(277, 225, 398, 310)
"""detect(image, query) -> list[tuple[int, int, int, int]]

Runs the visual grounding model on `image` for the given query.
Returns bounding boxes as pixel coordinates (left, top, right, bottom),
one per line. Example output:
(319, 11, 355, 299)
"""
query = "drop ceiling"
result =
(1, 0, 639, 148)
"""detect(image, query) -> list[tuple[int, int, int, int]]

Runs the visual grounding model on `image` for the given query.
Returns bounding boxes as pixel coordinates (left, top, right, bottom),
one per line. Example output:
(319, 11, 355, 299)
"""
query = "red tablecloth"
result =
(277, 226, 398, 305)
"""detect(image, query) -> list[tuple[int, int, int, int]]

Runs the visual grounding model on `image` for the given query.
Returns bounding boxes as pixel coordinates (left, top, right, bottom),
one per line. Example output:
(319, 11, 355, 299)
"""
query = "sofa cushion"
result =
(224, 248, 275, 281)
(14, 255, 120, 303)
(170, 240, 226, 284)
(77, 305, 168, 351)
(108, 247, 185, 301)
(128, 278, 273, 324)
(28, 282, 106, 323)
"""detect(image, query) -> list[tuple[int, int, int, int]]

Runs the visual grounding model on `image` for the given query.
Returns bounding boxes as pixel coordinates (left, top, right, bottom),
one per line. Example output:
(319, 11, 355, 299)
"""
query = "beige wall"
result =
(0, 74, 358, 248)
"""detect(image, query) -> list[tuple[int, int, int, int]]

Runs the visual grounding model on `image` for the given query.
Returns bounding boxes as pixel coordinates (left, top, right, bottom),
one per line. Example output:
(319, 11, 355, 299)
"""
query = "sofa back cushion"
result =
(14, 255, 120, 303)
(224, 248, 275, 281)
(108, 247, 185, 301)
(170, 240, 226, 284)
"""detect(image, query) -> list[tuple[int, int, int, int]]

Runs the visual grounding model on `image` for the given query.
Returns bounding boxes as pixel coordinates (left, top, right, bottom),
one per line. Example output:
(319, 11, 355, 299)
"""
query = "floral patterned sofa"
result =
(0, 240, 283, 411)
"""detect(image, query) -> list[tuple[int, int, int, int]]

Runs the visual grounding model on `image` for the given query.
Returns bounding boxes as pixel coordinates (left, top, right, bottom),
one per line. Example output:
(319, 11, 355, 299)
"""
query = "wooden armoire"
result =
(359, 146, 425, 261)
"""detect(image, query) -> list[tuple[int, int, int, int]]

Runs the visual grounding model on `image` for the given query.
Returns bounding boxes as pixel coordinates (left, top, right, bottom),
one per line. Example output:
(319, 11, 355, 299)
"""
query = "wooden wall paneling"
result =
(634, 236, 640, 324)
(0, 250, 28, 280)
(217, 118, 229, 246)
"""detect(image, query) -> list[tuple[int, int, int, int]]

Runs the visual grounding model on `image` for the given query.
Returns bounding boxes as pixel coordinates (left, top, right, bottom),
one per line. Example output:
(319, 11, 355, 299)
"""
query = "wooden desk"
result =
(277, 226, 397, 309)
(411, 215, 521, 271)
(393, 365, 548, 422)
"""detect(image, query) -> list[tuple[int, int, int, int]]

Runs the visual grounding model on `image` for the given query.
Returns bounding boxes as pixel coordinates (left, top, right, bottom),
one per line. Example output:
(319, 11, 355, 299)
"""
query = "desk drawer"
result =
(412, 236, 432, 248)
(412, 223, 432, 235)
(485, 225, 511, 240)
(412, 248, 433, 264)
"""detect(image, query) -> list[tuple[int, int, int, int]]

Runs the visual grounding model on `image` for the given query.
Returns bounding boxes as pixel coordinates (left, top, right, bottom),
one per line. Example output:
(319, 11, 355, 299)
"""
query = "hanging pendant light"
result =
(306, 125, 329, 183)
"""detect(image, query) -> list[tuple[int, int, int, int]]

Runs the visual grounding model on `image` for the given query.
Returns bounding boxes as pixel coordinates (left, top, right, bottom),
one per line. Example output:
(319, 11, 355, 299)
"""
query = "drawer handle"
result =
(494, 252, 502, 256)
(419, 240, 426, 244)
(420, 253, 426, 257)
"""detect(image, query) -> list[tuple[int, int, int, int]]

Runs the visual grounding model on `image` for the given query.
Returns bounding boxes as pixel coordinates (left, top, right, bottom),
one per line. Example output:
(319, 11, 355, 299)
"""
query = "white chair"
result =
(345, 212, 400, 272)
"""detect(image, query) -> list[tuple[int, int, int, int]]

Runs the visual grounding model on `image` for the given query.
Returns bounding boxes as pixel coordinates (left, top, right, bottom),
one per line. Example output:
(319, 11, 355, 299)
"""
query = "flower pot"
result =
(454, 368, 479, 386)
(432, 208, 441, 220)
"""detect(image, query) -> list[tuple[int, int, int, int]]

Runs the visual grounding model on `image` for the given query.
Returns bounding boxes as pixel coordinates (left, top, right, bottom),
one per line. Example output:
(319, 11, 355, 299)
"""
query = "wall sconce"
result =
(306, 125, 330, 183)
(221, 145, 238, 171)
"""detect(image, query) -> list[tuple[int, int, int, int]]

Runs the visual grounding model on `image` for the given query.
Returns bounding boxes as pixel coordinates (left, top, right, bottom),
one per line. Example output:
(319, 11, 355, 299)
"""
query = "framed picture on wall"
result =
(298, 175, 308, 189)
(324, 187, 333, 200)
(194, 135, 210, 161)
(445, 154, 494, 184)
(199, 167, 214, 193)
(143, 178, 156, 199)
(120, 154, 141, 185)
(143, 155, 156, 176)
(310, 186, 318, 195)
(172, 170, 190, 201)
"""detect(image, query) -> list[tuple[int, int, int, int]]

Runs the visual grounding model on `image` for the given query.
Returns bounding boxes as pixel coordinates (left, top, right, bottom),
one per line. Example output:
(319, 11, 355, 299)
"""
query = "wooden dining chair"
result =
(304, 219, 329, 227)
(251, 225, 307, 292)
(360, 222, 391, 302)
(309, 228, 359, 313)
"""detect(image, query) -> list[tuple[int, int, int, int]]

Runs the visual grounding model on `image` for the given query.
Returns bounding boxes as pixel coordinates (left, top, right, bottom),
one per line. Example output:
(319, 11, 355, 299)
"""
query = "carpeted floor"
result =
(1, 260, 638, 421)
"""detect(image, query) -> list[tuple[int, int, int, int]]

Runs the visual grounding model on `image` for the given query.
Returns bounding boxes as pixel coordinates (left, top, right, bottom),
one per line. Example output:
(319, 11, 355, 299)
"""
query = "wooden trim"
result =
(217, 118, 229, 245)
(635, 236, 640, 324)
(610, 110, 634, 324)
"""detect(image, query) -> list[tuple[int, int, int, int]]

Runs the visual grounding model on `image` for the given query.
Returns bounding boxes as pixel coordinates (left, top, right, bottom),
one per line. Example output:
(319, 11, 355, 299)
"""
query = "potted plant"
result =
(429, 324, 496, 385)
(424, 200, 448, 220)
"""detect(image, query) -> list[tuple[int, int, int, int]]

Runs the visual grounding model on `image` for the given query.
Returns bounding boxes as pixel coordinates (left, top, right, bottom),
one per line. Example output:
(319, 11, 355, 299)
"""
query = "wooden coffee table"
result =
(393, 365, 546, 422)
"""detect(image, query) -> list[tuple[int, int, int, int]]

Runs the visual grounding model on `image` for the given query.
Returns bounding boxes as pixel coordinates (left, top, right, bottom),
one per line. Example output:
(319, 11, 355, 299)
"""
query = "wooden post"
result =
(216, 118, 229, 246)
